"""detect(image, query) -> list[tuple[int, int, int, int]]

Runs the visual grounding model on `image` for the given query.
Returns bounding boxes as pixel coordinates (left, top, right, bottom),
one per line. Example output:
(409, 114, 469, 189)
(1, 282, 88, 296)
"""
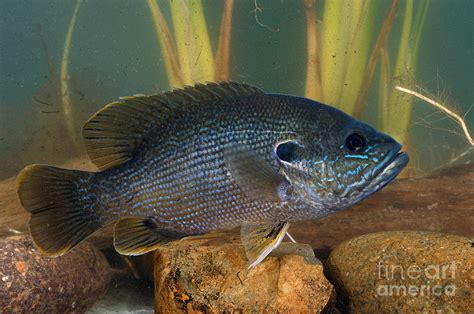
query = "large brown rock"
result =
(154, 234, 334, 312)
(326, 231, 472, 313)
(0, 235, 111, 313)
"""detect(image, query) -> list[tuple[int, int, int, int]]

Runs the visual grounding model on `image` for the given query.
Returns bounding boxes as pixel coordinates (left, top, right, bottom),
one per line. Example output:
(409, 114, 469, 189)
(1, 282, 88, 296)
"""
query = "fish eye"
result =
(276, 141, 299, 163)
(345, 133, 366, 152)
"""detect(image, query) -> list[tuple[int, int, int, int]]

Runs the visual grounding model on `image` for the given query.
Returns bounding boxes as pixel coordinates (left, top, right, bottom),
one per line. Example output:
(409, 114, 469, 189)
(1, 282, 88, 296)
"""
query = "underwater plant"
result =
(146, 0, 234, 88)
(52, 0, 446, 177)
(61, 0, 82, 147)
(383, 0, 430, 146)
(304, 0, 430, 154)
(396, 85, 473, 147)
(144, 0, 430, 172)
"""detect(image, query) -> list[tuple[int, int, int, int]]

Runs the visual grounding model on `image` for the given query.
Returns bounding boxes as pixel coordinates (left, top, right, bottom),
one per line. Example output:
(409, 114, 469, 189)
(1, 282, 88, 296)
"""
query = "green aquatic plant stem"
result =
(170, 0, 194, 85)
(319, 0, 344, 106)
(352, 0, 398, 118)
(385, 0, 430, 145)
(412, 0, 430, 65)
(60, 0, 81, 145)
(382, 0, 414, 145)
(378, 47, 391, 129)
(189, 0, 215, 82)
(146, 0, 184, 88)
(170, 0, 215, 84)
(338, 0, 378, 114)
(215, 0, 234, 81)
(303, 0, 322, 101)
(386, 0, 429, 176)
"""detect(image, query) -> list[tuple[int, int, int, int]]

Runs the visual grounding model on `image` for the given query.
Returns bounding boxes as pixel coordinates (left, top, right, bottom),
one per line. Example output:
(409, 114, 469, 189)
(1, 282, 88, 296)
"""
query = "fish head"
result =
(274, 110, 409, 212)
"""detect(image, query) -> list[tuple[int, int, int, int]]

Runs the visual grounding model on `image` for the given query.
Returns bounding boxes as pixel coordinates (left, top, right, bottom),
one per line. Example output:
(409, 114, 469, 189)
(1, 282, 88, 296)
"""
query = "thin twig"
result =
(396, 85, 473, 146)
(252, 0, 279, 32)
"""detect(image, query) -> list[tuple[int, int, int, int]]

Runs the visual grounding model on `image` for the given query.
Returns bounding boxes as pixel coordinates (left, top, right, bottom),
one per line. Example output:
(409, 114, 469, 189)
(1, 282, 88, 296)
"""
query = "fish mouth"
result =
(364, 147, 409, 194)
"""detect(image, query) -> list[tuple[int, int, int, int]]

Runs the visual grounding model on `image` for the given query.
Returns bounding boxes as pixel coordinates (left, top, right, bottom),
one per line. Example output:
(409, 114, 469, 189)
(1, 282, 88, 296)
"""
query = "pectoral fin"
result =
(114, 217, 186, 255)
(240, 221, 290, 268)
(224, 145, 289, 203)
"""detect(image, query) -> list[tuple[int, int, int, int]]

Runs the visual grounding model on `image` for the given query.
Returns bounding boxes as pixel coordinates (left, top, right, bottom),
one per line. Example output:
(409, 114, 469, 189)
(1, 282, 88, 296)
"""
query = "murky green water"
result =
(1, 0, 472, 312)
(1, 0, 472, 179)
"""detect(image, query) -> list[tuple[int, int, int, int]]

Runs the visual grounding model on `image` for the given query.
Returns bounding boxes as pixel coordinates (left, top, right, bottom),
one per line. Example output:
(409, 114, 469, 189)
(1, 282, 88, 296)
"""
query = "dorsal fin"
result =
(83, 82, 264, 170)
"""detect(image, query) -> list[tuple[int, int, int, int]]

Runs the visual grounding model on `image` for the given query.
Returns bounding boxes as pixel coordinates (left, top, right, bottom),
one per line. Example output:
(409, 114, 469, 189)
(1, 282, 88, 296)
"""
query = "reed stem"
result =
(189, 0, 215, 82)
(215, 0, 234, 81)
(338, 0, 378, 113)
(303, 0, 322, 101)
(170, 0, 194, 85)
(352, 0, 398, 118)
(170, 0, 215, 84)
(146, 0, 184, 88)
(378, 47, 391, 129)
(385, 0, 414, 143)
(320, 0, 344, 105)
(60, 0, 81, 145)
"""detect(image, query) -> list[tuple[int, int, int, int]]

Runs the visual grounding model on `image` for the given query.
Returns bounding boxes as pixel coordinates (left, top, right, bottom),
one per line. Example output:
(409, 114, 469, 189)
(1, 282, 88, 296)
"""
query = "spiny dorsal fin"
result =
(83, 81, 264, 170)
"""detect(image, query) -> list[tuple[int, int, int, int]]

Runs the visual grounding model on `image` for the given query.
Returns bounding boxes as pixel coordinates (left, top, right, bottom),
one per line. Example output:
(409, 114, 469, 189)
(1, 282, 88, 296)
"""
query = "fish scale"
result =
(17, 82, 408, 262)
(94, 97, 298, 229)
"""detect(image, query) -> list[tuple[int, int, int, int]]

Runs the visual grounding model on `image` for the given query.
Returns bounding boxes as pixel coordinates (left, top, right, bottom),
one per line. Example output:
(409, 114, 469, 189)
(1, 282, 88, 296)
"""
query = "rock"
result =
(326, 231, 472, 313)
(154, 234, 334, 312)
(0, 235, 111, 313)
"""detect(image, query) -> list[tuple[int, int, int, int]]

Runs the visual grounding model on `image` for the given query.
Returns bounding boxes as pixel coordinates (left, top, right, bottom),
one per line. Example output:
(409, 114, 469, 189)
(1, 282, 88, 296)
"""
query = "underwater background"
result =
(0, 0, 472, 312)
(0, 0, 472, 180)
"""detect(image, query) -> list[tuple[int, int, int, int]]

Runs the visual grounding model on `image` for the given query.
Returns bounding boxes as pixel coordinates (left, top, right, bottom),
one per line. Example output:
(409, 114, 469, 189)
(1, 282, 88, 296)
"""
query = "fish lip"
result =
(371, 144, 403, 178)
(365, 150, 409, 193)
(380, 151, 409, 178)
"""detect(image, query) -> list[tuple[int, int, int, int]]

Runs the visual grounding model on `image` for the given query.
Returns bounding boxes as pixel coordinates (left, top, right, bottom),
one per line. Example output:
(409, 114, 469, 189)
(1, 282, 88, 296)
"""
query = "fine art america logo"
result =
(376, 261, 457, 297)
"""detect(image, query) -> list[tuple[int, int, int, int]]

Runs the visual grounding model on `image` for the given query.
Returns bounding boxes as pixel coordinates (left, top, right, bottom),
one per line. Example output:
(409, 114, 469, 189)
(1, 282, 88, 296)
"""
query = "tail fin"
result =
(17, 164, 103, 256)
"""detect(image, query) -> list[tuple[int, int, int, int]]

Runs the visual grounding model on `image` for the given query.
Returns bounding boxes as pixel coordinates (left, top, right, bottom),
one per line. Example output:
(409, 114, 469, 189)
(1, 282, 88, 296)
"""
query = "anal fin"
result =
(114, 217, 185, 255)
(241, 221, 290, 268)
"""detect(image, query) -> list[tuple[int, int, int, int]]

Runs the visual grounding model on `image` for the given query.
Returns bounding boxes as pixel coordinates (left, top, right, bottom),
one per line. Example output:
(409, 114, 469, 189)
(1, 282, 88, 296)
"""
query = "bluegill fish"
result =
(17, 82, 408, 267)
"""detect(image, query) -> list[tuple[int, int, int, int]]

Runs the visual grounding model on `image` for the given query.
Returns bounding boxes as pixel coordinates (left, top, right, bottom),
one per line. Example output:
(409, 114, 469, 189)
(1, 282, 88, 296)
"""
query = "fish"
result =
(16, 82, 408, 267)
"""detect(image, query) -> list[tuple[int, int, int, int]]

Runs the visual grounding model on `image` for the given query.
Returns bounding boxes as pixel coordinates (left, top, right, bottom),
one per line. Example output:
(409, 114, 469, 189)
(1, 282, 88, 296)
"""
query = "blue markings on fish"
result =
(16, 82, 408, 267)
